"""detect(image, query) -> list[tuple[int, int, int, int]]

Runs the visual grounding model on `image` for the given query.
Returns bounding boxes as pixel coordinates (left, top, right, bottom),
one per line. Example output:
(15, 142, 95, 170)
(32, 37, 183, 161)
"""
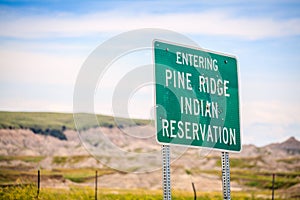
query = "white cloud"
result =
(0, 98, 72, 113)
(242, 101, 300, 145)
(1, 11, 300, 40)
(0, 49, 83, 85)
(243, 101, 299, 127)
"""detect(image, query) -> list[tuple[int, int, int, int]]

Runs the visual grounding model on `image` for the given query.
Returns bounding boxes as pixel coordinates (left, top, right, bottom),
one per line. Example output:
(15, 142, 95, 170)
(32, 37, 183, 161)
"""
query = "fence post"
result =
(272, 173, 275, 200)
(37, 169, 40, 198)
(192, 182, 197, 200)
(95, 170, 98, 200)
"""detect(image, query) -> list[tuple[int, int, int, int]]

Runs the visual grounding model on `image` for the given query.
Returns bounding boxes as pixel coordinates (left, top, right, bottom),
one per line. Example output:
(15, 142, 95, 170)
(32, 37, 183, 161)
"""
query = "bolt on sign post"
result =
(153, 40, 241, 199)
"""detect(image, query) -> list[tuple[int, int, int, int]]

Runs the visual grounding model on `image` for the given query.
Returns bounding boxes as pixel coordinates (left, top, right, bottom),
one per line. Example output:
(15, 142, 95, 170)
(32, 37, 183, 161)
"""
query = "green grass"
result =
(186, 168, 300, 190)
(52, 156, 68, 165)
(215, 157, 261, 169)
(0, 167, 116, 185)
(55, 168, 116, 183)
(0, 185, 283, 200)
(0, 111, 151, 140)
(0, 184, 37, 200)
(0, 169, 39, 185)
(230, 170, 300, 190)
(185, 169, 192, 175)
(0, 111, 150, 131)
(277, 157, 300, 164)
(2, 157, 296, 192)
(0, 112, 75, 130)
(0, 155, 45, 163)
(52, 155, 98, 165)
(0, 167, 295, 199)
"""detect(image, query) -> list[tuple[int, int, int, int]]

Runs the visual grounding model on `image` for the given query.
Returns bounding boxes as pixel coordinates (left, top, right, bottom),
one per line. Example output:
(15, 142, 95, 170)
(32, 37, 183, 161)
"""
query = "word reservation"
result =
(160, 50, 237, 147)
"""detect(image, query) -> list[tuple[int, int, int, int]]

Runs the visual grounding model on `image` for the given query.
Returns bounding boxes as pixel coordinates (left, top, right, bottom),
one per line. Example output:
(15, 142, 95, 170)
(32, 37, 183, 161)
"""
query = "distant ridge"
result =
(266, 136, 300, 155)
(0, 111, 150, 130)
(0, 111, 150, 140)
(280, 136, 300, 149)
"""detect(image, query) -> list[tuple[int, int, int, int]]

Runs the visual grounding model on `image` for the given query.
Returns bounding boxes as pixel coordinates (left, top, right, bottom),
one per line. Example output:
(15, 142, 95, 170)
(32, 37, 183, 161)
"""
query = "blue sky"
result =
(0, 0, 299, 146)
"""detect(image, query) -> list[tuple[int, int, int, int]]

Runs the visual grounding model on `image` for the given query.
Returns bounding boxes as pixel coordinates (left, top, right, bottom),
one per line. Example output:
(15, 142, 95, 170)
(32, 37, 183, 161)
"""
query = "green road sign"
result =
(154, 40, 241, 152)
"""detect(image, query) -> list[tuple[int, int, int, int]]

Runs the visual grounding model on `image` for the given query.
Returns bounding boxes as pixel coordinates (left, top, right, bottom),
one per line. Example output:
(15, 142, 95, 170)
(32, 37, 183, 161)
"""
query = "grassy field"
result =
(0, 111, 150, 130)
(0, 164, 298, 199)
(188, 166, 300, 191)
(0, 167, 117, 185)
(0, 111, 150, 139)
(0, 184, 283, 200)
(1, 155, 299, 197)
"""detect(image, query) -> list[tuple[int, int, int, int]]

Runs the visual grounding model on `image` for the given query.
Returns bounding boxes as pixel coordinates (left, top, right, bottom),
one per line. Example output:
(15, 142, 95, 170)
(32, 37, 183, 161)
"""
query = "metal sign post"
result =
(162, 145, 171, 200)
(221, 152, 231, 200)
